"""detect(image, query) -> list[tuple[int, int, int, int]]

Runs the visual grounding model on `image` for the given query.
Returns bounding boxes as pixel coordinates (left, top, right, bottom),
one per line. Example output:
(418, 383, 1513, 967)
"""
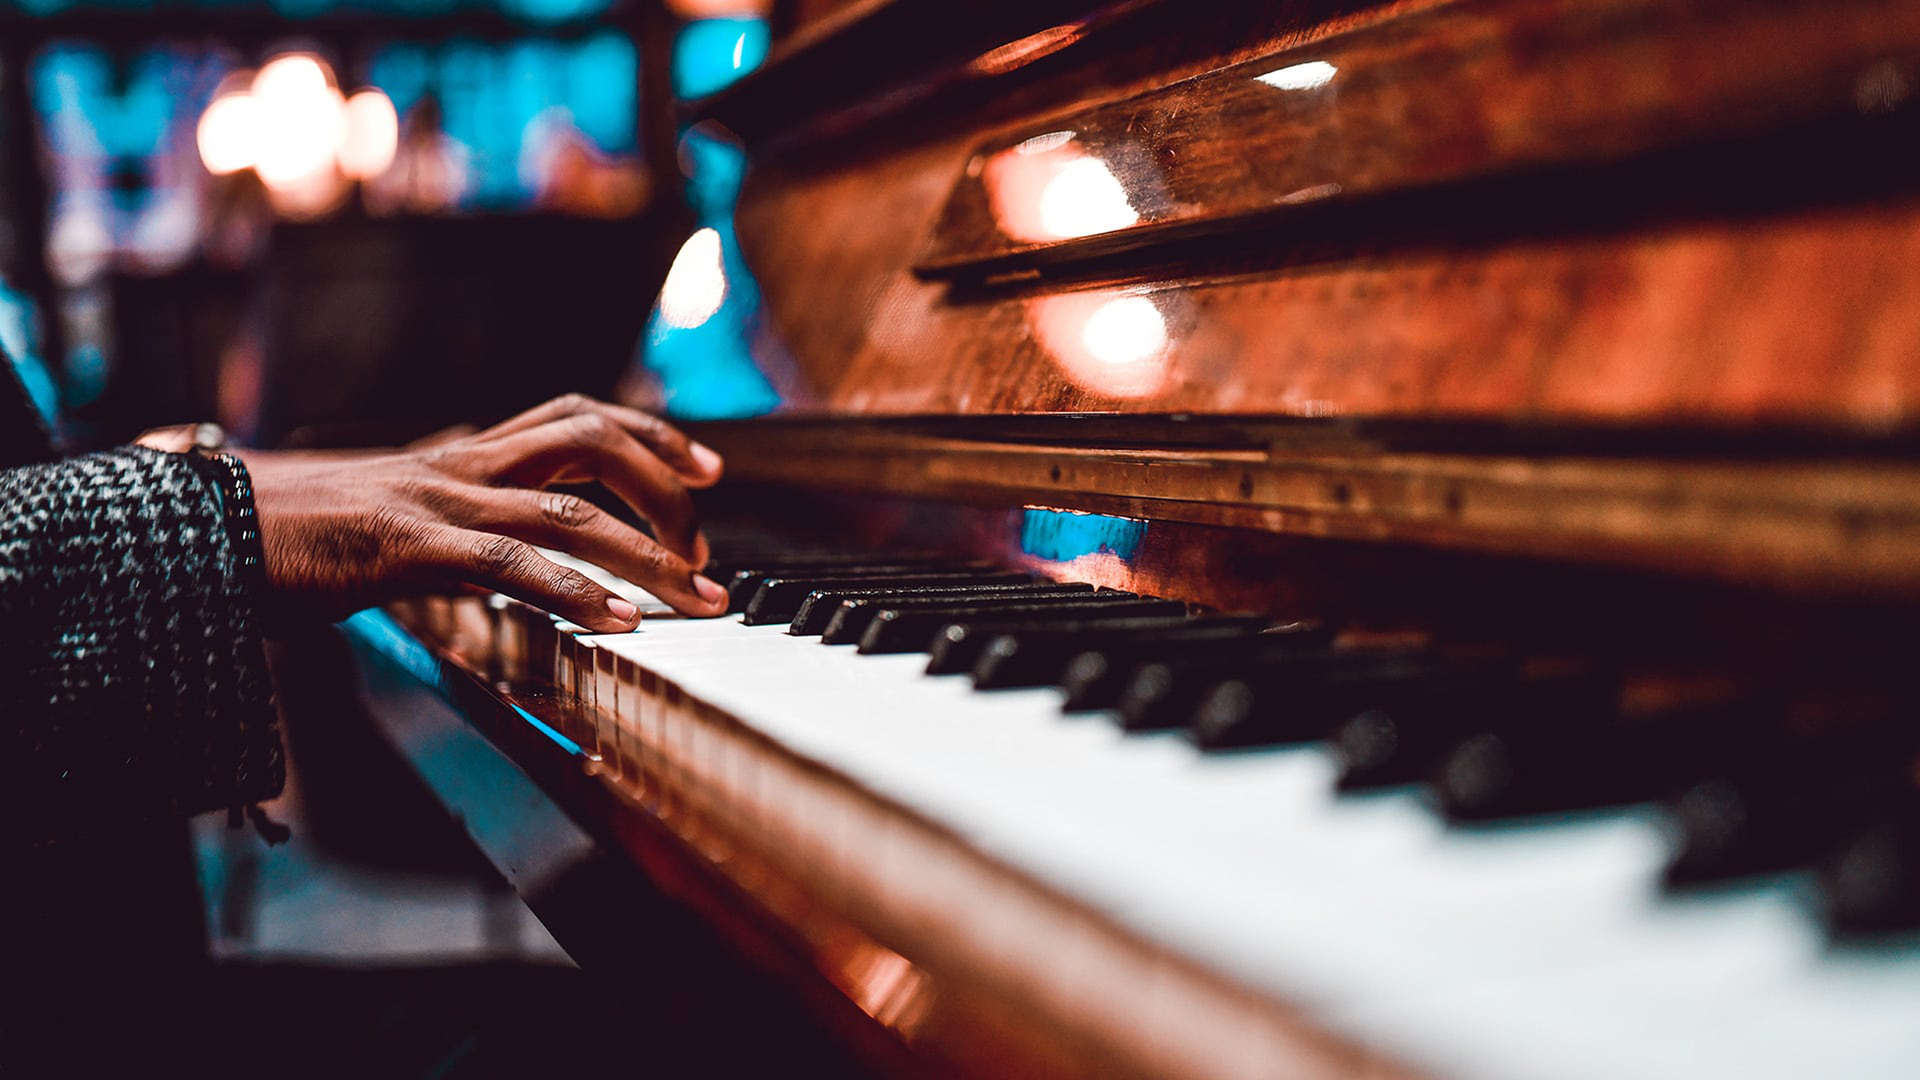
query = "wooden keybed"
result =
(375, 1, 1920, 1076)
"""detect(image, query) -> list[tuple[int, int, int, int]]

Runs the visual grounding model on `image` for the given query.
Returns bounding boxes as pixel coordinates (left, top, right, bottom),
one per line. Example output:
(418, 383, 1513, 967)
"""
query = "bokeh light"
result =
(196, 91, 260, 175)
(195, 53, 407, 200)
(339, 89, 400, 179)
(249, 54, 348, 187)
(1028, 290, 1173, 399)
(658, 227, 727, 329)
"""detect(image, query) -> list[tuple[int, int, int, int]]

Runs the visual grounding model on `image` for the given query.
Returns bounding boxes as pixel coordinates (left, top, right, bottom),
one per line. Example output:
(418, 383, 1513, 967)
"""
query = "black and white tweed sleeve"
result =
(0, 445, 284, 844)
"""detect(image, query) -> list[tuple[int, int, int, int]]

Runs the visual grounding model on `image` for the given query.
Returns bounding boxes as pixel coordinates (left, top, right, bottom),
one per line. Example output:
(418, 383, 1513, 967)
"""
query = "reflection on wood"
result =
(731, 0, 1920, 432)
(749, 195, 1920, 426)
(919, 0, 1920, 275)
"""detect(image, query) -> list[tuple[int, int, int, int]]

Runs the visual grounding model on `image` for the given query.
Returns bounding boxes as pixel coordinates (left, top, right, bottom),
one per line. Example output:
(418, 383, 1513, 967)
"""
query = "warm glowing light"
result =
(1015, 130, 1074, 156)
(659, 227, 727, 329)
(1028, 291, 1172, 399)
(983, 132, 1146, 243)
(1037, 157, 1138, 239)
(264, 169, 350, 219)
(254, 53, 329, 101)
(339, 89, 399, 180)
(967, 23, 1085, 76)
(250, 54, 347, 187)
(1256, 60, 1337, 91)
(1279, 182, 1343, 205)
(196, 93, 260, 175)
(662, 0, 769, 14)
(1081, 295, 1167, 370)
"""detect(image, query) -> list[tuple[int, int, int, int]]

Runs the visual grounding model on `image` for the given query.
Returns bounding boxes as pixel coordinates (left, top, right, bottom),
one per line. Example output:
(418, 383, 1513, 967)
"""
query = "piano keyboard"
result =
(435, 548, 1920, 1080)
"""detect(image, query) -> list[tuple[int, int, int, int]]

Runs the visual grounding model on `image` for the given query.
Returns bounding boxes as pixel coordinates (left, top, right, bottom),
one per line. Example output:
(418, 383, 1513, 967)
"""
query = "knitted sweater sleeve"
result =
(1, 445, 284, 844)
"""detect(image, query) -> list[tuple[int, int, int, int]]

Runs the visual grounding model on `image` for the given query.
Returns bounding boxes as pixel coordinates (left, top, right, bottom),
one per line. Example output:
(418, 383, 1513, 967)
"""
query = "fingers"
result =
(416, 527, 643, 632)
(476, 394, 723, 487)
(134, 424, 200, 453)
(467, 412, 708, 566)
(447, 486, 729, 617)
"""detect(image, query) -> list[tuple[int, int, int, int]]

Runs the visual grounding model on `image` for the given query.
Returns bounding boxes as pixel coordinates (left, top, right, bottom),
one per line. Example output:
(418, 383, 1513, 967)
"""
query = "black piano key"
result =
(1107, 639, 1389, 730)
(1820, 793, 1920, 937)
(937, 614, 1280, 681)
(1664, 718, 1917, 887)
(723, 554, 961, 611)
(925, 614, 1188, 677)
(743, 570, 1027, 625)
(818, 584, 1111, 644)
(1058, 630, 1339, 713)
(858, 597, 1187, 655)
(710, 552, 928, 586)
(966, 617, 1319, 686)
(1334, 672, 1614, 791)
(1188, 655, 1508, 750)
(729, 561, 966, 611)
(1432, 698, 1748, 822)
(1335, 707, 1446, 789)
(790, 580, 1080, 636)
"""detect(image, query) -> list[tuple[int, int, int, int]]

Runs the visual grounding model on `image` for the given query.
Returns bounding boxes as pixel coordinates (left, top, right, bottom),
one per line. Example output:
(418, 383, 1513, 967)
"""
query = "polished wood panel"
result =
(689, 0, 1124, 141)
(745, 193, 1920, 426)
(721, 2, 1920, 432)
(776, 0, 887, 39)
(722, 0, 1920, 432)
(717, 0, 1404, 150)
(918, 0, 1920, 276)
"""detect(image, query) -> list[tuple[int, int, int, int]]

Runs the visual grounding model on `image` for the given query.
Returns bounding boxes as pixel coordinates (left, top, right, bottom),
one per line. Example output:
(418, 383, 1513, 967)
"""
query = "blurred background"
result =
(0, 0, 784, 456)
(0, 0, 802, 980)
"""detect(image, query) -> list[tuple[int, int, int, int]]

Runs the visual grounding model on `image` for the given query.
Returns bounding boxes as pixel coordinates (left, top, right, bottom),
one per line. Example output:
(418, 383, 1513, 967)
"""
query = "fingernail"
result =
(606, 596, 639, 624)
(692, 574, 727, 608)
(688, 441, 723, 476)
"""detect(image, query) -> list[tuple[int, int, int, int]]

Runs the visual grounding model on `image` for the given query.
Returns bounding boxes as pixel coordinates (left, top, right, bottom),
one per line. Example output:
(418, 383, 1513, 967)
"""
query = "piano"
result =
(351, 1, 1920, 1076)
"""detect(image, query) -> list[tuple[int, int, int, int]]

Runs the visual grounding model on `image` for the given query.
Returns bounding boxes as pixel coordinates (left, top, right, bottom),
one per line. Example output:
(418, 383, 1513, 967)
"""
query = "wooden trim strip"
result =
(695, 421, 1920, 596)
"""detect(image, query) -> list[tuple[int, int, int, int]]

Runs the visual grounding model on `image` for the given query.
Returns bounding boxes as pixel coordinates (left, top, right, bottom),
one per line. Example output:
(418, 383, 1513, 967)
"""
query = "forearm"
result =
(1, 446, 284, 844)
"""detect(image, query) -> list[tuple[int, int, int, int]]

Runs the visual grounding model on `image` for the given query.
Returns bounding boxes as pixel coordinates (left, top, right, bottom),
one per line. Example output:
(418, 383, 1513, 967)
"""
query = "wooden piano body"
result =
(362, 1, 1920, 1076)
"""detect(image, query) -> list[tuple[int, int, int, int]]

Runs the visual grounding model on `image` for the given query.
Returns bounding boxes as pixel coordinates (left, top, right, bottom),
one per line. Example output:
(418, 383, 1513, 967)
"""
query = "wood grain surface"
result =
(918, 0, 1920, 275)
(719, 0, 1920, 432)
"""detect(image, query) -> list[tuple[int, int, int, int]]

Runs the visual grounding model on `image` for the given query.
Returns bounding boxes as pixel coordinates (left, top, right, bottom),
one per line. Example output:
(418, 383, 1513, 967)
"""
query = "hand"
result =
(135, 422, 225, 454)
(241, 394, 729, 631)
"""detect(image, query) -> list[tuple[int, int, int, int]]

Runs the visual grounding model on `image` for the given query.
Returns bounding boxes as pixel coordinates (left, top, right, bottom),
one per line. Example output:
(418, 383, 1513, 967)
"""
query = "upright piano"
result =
(358, 1, 1920, 1076)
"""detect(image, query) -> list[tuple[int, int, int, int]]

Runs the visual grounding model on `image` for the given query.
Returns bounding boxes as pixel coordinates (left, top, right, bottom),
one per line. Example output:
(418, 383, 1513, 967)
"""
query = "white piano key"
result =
(536, 546, 681, 615)
(569, 607, 1920, 1080)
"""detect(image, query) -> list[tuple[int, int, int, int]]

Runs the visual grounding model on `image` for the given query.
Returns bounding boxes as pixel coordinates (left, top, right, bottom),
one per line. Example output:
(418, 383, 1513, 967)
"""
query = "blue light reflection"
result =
(372, 32, 636, 207)
(1020, 508, 1148, 563)
(342, 608, 585, 758)
(634, 18, 781, 421)
(5, 0, 611, 20)
(672, 18, 769, 100)
(0, 281, 60, 427)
